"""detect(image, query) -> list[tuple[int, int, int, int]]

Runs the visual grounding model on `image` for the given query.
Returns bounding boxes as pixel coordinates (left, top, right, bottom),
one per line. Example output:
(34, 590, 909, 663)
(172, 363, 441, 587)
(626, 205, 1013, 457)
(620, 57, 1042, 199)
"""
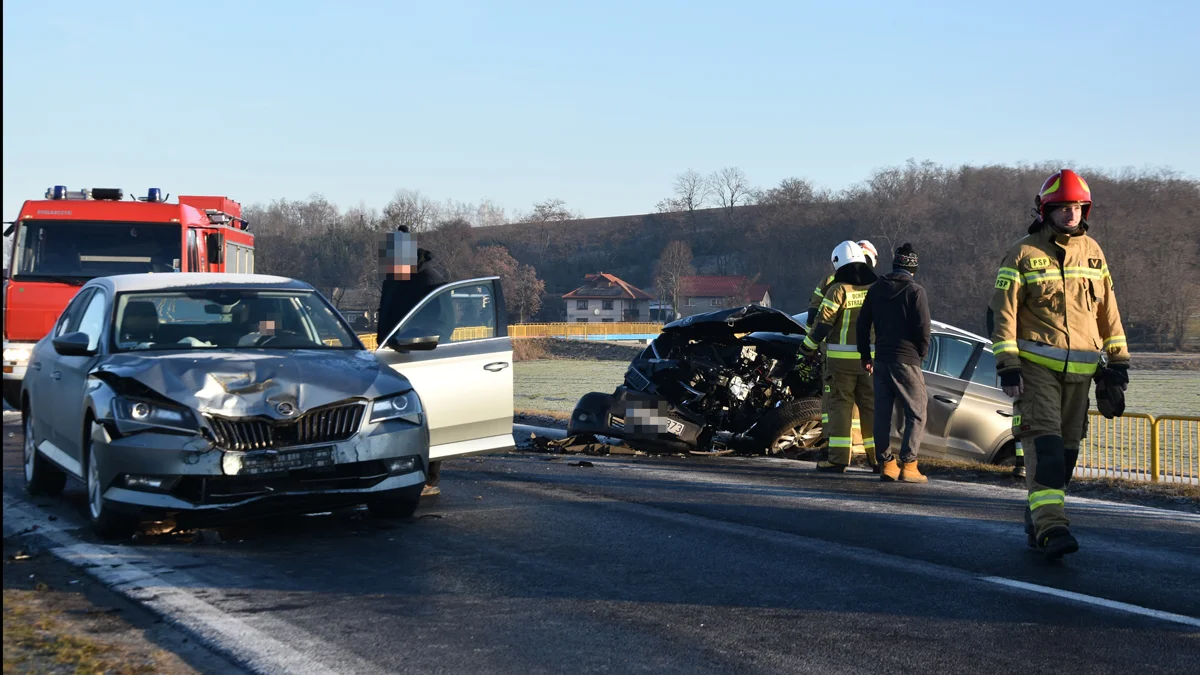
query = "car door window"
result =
(931, 335, 975, 379)
(54, 289, 95, 337)
(921, 338, 938, 372)
(76, 291, 109, 351)
(970, 348, 999, 388)
(401, 282, 498, 344)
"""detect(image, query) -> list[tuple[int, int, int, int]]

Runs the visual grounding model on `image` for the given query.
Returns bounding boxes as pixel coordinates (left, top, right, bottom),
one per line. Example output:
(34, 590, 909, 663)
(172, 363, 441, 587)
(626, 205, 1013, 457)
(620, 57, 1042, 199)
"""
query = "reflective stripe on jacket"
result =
(988, 226, 1130, 376)
(806, 273, 836, 325)
(804, 281, 873, 358)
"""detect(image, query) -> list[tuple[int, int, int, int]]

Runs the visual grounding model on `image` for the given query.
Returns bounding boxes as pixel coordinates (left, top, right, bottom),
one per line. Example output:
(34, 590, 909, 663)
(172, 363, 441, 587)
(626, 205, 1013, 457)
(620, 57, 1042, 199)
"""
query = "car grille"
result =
(206, 403, 366, 451)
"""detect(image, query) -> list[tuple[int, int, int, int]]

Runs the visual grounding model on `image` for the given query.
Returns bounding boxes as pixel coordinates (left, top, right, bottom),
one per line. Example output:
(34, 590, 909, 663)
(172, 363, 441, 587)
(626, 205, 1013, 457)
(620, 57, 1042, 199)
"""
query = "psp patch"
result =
(995, 278, 1012, 290)
(1027, 257, 1051, 270)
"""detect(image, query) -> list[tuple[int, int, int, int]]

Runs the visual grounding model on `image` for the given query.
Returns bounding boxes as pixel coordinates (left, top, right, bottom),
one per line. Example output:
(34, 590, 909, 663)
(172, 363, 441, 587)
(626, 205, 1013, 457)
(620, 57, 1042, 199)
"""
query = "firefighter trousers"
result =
(1014, 359, 1091, 538)
(823, 359, 875, 466)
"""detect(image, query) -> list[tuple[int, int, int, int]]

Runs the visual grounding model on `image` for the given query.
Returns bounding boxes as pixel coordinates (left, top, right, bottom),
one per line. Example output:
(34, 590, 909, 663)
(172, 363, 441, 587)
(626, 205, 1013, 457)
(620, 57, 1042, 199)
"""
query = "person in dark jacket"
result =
(375, 226, 451, 496)
(857, 243, 932, 483)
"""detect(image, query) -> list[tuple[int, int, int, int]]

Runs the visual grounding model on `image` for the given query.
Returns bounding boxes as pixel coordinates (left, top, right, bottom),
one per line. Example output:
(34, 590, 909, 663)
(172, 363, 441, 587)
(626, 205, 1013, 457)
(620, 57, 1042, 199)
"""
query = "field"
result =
(516, 361, 1199, 418)
(514, 361, 629, 413)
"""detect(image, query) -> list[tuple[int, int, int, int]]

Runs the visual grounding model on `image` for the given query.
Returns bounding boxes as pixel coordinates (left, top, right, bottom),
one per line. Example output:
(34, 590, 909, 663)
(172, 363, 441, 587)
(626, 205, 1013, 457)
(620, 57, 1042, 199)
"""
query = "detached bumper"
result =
(568, 388, 706, 453)
(93, 418, 428, 517)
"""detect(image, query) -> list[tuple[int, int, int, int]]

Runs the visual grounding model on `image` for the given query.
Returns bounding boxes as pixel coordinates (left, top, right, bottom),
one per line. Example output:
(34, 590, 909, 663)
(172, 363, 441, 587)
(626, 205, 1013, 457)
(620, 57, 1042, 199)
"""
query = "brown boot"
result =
(880, 458, 900, 481)
(900, 460, 928, 483)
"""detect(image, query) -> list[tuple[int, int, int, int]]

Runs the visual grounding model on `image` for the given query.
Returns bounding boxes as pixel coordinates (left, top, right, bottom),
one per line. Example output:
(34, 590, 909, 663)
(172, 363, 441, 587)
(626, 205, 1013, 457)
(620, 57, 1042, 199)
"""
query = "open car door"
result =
(374, 277, 515, 460)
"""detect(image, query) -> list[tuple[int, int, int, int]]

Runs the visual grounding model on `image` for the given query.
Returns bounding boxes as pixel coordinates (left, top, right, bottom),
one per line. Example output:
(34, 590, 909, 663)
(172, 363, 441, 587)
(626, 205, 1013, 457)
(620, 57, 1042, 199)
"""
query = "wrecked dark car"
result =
(19, 274, 430, 539)
(567, 305, 824, 455)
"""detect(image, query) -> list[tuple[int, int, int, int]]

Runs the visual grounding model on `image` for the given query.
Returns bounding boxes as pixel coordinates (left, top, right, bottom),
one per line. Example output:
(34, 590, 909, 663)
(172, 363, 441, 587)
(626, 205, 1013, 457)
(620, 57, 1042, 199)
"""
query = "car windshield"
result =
(111, 289, 362, 352)
(13, 221, 182, 281)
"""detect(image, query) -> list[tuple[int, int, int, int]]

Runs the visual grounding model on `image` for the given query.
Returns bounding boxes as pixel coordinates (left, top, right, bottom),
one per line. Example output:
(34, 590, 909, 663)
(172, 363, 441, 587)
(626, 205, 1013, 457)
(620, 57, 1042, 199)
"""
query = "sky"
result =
(4, 0, 1199, 226)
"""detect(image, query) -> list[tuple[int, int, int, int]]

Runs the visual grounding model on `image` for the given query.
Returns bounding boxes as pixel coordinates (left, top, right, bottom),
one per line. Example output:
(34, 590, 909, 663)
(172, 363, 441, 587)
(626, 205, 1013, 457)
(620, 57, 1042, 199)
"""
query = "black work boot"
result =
(815, 461, 847, 473)
(1038, 527, 1079, 560)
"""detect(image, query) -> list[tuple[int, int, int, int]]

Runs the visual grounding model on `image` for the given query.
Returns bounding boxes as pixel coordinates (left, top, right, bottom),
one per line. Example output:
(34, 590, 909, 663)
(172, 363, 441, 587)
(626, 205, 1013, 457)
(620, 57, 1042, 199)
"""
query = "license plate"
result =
(240, 447, 335, 475)
(664, 419, 685, 436)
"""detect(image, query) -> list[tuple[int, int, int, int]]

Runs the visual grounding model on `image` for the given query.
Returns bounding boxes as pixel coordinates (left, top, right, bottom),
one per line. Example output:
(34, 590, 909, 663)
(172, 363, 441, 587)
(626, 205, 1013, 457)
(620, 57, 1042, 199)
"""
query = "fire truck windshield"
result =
(13, 221, 182, 282)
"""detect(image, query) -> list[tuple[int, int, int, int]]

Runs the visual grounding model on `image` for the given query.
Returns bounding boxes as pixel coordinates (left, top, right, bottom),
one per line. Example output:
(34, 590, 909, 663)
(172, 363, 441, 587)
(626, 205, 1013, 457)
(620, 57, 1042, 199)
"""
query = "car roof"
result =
(87, 273, 313, 294)
(790, 311, 992, 345)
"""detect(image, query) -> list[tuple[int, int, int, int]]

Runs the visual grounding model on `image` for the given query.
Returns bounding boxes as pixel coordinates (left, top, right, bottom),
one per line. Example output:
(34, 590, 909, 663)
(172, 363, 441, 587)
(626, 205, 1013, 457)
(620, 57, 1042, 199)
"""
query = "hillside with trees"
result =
(241, 161, 1199, 350)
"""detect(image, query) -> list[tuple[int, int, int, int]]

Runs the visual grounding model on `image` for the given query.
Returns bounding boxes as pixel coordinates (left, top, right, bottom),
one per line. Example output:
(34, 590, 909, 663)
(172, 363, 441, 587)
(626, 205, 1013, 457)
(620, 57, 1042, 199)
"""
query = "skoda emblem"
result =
(276, 402, 296, 417)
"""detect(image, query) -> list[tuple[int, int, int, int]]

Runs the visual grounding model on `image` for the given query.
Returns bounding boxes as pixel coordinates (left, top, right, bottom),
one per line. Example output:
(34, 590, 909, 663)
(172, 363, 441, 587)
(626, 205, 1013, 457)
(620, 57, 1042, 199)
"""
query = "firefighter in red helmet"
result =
(989, 169, 1130, 559)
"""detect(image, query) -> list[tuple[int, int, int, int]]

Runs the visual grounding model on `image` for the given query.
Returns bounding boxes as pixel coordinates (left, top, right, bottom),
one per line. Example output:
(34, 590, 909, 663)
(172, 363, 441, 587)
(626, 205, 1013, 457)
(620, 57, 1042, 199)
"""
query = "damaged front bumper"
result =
(92, 417, 428, 518)
(568, 387, 709, 453)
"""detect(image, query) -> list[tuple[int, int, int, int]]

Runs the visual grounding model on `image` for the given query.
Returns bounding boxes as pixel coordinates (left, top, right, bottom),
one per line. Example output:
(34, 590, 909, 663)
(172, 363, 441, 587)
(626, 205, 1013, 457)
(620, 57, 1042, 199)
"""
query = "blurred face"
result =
(379, 231, 418, 280)
(1047, 202, 1085, 230)
(257, 319, 276, 336)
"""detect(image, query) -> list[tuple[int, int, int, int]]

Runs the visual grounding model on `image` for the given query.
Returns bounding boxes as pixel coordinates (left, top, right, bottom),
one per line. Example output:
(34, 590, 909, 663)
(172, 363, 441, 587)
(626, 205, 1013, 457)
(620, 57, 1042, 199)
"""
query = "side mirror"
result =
(206, 234, 224, 264)
(52, 331, 96, 357)
(386, 334, 439, 352)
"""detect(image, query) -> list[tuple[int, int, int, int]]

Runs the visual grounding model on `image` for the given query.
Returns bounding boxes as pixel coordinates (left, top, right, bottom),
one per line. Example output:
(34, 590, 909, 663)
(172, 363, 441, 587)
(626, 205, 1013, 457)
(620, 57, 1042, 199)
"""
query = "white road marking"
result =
(2, 494, 380, 675)
(982, 576, 1200, 629)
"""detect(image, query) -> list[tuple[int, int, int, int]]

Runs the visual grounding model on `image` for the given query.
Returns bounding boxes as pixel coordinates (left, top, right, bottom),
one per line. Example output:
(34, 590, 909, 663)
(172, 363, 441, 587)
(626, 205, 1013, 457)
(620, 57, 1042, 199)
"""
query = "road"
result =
(4, 413, 1199, 674)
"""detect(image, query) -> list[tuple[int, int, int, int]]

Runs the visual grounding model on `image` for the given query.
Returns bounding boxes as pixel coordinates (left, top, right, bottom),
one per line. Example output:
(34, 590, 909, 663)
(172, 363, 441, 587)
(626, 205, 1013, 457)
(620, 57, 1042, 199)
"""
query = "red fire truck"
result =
(3, 186, 255, 407)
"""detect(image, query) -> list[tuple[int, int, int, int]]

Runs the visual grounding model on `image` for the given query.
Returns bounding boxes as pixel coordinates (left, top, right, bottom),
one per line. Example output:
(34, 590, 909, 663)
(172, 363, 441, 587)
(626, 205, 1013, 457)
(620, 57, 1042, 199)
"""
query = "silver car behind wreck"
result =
(20, 273, 430, 538)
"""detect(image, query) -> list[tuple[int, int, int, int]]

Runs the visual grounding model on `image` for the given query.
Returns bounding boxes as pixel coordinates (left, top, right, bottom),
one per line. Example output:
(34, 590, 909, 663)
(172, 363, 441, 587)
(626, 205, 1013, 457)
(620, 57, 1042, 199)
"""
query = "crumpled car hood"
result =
(93, 350, 411, 419)
(662, 305, 806, 341)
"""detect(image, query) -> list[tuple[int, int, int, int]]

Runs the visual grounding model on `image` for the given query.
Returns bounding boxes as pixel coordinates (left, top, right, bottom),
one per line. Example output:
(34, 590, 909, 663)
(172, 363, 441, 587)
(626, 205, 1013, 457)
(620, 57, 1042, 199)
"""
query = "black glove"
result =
(1106, 363, 1129, 387)
(999, 369, 1022, 389)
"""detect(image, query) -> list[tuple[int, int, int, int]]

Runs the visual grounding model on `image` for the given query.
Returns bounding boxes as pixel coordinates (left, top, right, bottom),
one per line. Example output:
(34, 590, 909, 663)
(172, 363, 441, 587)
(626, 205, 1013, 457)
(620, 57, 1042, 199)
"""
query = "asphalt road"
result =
(4, 414, 1199, 674)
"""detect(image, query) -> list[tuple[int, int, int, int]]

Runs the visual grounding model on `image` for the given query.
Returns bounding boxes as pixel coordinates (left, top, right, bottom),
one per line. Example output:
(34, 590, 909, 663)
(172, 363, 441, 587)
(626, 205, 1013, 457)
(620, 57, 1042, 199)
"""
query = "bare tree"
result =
(707, 166, 753, 222)
(656, 169, 710, 239)
(382, 189, 440, 232)
(653, 240, 695, 322)
(473, 245, 545, 323)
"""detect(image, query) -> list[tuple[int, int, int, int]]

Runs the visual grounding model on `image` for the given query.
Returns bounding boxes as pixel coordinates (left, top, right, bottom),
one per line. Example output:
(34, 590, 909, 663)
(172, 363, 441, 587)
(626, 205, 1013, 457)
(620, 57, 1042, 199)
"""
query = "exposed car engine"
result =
(569, 306, 823, 455)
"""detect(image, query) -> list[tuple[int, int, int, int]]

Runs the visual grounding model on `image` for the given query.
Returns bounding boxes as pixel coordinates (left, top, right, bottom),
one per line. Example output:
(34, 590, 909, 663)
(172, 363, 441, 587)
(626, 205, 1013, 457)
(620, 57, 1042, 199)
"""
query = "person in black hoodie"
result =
(375, 226, 451, 496)
(857, 243, 931, 483)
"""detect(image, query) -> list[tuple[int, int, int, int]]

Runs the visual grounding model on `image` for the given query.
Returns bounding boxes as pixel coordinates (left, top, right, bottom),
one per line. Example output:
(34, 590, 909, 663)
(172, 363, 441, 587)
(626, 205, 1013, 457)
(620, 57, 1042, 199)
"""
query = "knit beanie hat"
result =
(893, 243, 919, 272)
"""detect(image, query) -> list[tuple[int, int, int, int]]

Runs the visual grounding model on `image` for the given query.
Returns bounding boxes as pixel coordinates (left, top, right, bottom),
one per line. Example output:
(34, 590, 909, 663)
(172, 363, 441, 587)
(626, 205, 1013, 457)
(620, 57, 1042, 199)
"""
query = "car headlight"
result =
(113, 397, 199, 435)
(3, 346, 32, 365)
(370, 390, 423, 424)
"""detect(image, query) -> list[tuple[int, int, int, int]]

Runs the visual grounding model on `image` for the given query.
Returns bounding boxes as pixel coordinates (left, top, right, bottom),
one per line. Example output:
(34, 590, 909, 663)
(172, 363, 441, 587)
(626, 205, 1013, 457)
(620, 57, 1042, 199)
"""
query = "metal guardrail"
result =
(1080, 411, 1199, 483)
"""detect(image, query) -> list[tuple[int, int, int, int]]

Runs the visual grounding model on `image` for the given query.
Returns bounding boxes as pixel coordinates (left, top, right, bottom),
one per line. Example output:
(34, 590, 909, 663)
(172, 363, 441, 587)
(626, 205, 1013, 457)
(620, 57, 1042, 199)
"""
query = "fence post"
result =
(1150, 417, 1160, 483)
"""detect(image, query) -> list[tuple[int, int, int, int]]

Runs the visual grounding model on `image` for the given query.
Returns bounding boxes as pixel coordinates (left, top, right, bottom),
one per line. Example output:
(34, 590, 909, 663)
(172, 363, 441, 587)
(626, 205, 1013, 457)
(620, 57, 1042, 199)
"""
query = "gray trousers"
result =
(873, 361, 927, 463)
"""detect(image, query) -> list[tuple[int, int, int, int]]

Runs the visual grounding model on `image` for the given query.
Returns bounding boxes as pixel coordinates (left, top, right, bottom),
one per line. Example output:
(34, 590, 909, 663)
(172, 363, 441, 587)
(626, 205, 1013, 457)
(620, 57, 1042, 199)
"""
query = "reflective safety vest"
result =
(989, 226, 1130, 377)
(803, 281, 873, 359)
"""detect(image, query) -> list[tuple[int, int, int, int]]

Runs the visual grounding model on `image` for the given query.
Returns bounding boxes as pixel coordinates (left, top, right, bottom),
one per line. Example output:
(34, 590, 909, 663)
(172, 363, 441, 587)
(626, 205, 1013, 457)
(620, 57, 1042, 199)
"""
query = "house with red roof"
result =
(678, 275, 771, 318)
(562, 273, 654, 323)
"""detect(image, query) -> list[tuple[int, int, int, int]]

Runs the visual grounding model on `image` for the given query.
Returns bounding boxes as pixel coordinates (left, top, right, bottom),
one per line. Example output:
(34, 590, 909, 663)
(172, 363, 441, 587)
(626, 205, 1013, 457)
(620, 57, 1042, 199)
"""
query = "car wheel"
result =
(367, 485, 423, 519)
(749, 398, 824, 455)
(85, 431, 139, 541)
(993, 441, 1017, 466)
(23, 408, 66, 497)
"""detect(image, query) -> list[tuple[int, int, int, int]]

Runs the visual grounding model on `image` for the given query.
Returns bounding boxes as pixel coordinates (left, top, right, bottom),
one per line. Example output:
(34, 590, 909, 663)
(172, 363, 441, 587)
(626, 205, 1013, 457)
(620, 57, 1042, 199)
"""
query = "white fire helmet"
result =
(831, 240, 867, 270)
(857, 240, 878, 267)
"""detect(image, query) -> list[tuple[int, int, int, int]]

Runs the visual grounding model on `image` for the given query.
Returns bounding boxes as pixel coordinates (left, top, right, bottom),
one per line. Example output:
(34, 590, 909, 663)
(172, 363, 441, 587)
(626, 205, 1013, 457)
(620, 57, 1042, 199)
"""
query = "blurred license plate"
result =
(241, 447, 335, 475)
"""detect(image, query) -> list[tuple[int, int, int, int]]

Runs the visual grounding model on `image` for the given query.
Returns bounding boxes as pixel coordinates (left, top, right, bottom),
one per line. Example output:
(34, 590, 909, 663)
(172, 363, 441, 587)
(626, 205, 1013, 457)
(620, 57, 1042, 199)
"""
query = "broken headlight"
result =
(112, 397, 200, 435)
(370, 390, 423, 425)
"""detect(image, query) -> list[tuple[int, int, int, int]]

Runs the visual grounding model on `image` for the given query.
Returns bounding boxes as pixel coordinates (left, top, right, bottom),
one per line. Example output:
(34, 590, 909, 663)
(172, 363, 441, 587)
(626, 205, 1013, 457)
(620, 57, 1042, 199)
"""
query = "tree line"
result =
(241, 160, 1198, 349)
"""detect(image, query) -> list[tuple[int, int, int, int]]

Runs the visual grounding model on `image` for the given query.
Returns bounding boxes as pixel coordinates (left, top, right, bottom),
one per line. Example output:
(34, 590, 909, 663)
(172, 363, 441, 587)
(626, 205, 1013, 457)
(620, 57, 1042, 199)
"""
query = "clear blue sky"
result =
(4, 0, 1198, 224)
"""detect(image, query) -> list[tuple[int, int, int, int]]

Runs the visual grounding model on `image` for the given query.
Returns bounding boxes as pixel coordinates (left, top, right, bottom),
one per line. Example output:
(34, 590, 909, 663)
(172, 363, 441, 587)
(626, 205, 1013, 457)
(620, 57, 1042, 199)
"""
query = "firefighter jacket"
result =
(988, 225, 1130, 378)
(802, 263, 877, 359)
(805, 273, 836, 327)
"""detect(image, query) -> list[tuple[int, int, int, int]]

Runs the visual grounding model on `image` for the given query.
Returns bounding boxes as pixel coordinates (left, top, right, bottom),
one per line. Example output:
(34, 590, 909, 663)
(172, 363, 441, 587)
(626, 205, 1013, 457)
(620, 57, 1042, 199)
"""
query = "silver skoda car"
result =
(18, 273, 479, 538)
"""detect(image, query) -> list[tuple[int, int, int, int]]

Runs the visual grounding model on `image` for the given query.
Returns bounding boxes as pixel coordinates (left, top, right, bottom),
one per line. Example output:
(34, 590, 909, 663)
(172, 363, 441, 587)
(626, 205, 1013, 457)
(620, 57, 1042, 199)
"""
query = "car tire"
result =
(23, 408, 67, 497)
(367, 485, 423, 519)
(749, 397, 824, 455)
(85, 428, 139, 541)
